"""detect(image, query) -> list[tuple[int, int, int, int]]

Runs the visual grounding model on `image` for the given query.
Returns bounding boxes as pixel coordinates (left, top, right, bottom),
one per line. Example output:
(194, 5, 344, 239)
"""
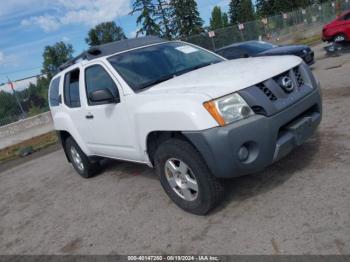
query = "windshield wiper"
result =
(175, 62, 214, 77)
(139, 74, 176, 90)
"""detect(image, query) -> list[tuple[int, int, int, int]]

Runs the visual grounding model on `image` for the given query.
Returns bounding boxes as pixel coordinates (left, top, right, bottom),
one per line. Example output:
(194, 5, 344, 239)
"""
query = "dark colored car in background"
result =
(322, 10, 350, 42)
(216, 41, 315, 65)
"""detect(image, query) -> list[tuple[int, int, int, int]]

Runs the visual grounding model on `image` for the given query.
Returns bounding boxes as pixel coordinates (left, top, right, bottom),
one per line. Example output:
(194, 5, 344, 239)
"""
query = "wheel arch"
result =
(146, 131, 200, 166)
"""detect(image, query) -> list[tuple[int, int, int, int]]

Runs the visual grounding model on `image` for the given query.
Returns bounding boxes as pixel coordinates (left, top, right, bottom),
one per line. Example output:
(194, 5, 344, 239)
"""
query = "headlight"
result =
(204, 93, 254, 126)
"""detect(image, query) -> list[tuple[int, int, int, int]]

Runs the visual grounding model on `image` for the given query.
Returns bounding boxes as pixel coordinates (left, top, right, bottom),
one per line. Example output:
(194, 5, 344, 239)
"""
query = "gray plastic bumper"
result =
(183, 88, 322, 178)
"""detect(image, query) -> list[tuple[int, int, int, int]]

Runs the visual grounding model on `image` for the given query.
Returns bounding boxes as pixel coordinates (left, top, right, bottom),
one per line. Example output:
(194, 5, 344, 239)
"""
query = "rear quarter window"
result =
(49, 77, 61, 107)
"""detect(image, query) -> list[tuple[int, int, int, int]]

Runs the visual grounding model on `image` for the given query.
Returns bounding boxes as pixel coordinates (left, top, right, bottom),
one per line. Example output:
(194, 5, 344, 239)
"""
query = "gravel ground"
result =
(1, 43, 350, 255)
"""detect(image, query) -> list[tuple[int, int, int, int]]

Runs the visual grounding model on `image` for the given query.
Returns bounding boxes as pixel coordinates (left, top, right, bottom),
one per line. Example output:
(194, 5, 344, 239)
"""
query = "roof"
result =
(59, 36, 168, 72)
(215, 41, 259, 52)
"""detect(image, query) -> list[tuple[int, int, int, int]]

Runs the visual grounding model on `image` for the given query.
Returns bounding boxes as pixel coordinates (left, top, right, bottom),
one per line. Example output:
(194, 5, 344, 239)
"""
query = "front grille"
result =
(257, 83, 277, 101)
(274, 70, 298, 94)
(293, 67, 304, 87)
(238, 64, 314, 117)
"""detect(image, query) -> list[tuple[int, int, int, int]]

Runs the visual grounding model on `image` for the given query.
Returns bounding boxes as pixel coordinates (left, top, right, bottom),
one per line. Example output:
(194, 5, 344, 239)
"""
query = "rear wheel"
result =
(65, 137, 100, 178)
(154, 139, 225, 215)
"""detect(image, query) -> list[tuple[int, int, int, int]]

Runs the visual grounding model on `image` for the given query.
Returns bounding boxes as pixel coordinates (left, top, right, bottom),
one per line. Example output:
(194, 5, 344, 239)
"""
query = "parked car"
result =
(322, 10, 350, 42)
(215, 41, 315, 65)
(49, 36, 322, 215)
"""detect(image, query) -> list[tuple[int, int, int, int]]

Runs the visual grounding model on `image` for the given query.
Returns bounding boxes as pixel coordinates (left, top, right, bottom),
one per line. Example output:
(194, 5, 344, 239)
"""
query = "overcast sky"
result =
(0, 0, 230, 86)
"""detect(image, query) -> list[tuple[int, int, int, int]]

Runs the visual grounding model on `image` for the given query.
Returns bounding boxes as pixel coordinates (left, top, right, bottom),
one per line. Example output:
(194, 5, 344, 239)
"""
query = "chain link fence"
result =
(0, 77, 49, 127)
(183, 0, 350, 51)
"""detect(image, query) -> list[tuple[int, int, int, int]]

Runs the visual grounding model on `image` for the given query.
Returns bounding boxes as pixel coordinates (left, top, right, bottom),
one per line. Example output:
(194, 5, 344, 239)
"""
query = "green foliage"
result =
(19, 77, 49, 118)
(170, 0, 204, 37)
(222, 13, 229, 27)
(240, 0, 255, 22)
(0, 90, 19, 126)
(28, 105, 43, 117)
(130, 0, 160, 36)
(210, 6, 223, 30)
(155, 0, 173, 39)
(42, 41, 74, 80)
(229, 0, 240, 24)
(210, 6, 228, 30)
(85, 21, 127, 47)
(229, 0, 255, 24)
(256, 0, 314, 17)
(30, 76, 50, 111)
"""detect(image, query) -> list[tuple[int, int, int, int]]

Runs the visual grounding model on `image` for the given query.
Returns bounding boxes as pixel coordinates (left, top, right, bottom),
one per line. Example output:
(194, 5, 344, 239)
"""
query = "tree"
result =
(42, 41, 74, 80)
(229, 0, 255, 24)
(210, 6, 223, 30)
(222, 13, 229, 27)
(0, 90, 19, 126)
(170, 0, 204, 37)
(130, 0, 160, 36)
(210, 6, 230, 30)
(240, 0, 255, 22)
(256, 0, 312, 17)
(85, 21, 126, 47)
(27, 82, 46, 109)
(155, 0, 173, 39)
(229, 0, 241, 24)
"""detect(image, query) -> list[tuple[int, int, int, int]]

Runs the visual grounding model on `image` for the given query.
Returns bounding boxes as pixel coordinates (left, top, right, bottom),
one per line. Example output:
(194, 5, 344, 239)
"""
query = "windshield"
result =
(107, 42, 223, 91)
(243, 41, 276, 55)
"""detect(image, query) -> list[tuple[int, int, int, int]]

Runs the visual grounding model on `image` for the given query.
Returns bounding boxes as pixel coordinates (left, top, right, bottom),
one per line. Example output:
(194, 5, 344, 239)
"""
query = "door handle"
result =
(86, 114, 94, 119)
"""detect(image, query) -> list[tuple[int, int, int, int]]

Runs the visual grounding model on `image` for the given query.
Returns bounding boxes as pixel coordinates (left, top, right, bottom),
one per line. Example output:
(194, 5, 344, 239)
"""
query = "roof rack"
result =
(58, 36, 168, 72)
(58, 52, 88, 71)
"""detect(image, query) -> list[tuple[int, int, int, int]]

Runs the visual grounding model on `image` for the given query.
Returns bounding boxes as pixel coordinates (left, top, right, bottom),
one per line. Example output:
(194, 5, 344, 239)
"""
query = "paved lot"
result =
(1, 44, 350, 255)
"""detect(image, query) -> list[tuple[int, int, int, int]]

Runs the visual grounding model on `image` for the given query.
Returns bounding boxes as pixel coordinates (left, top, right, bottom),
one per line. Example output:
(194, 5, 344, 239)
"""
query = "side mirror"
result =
(89, 89, 120, 104)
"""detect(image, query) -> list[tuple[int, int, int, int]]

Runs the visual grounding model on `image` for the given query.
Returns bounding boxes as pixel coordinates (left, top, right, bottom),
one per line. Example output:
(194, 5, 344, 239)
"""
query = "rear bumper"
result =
(183, 88, 322, 178)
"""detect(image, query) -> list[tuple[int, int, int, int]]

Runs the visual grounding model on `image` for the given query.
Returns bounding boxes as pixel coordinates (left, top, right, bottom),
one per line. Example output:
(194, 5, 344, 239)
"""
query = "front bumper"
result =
(183, 88, 322, 178)
(322, 34, 333, 42)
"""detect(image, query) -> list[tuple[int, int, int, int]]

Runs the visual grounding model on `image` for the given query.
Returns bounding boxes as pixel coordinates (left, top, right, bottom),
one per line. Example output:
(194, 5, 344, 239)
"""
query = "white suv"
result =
(49, 36, 322, 214)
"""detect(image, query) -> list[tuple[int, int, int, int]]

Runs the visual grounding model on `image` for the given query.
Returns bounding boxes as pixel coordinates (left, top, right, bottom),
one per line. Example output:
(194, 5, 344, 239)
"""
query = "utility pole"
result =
(7, 77, 26, 118)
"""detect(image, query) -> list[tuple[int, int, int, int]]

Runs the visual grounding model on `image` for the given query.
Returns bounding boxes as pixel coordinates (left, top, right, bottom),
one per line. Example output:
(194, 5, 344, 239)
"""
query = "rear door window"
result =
(64, 69, 81, 108)
(49, 77, 61, 107)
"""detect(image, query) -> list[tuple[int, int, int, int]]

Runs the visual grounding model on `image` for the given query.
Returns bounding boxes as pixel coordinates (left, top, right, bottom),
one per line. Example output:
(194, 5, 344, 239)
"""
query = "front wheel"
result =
(154, 139, 225, 215)
(65, 137, 100, 178)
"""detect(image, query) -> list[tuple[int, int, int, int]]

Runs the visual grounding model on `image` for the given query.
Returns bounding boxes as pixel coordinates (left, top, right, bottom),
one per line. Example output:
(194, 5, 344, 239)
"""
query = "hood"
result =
(143, 55, 302, 99)
(259, 45, 310, 56)
(324, 17, 342, 29)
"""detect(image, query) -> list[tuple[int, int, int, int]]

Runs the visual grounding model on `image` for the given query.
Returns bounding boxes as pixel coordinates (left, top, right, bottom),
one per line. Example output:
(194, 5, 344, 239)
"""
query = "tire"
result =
(154, 139, 225, 215)
(334, 33, 347, 42)
(65, 137, 100, 178)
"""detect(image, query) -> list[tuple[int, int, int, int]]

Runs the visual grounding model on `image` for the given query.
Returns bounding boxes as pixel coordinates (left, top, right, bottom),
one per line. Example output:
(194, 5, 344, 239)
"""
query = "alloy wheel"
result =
(164, 158, 199, 201)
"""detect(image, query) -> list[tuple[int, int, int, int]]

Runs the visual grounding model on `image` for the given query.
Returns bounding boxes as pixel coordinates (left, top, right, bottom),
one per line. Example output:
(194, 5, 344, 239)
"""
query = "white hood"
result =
(144, 55, 302, 99)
